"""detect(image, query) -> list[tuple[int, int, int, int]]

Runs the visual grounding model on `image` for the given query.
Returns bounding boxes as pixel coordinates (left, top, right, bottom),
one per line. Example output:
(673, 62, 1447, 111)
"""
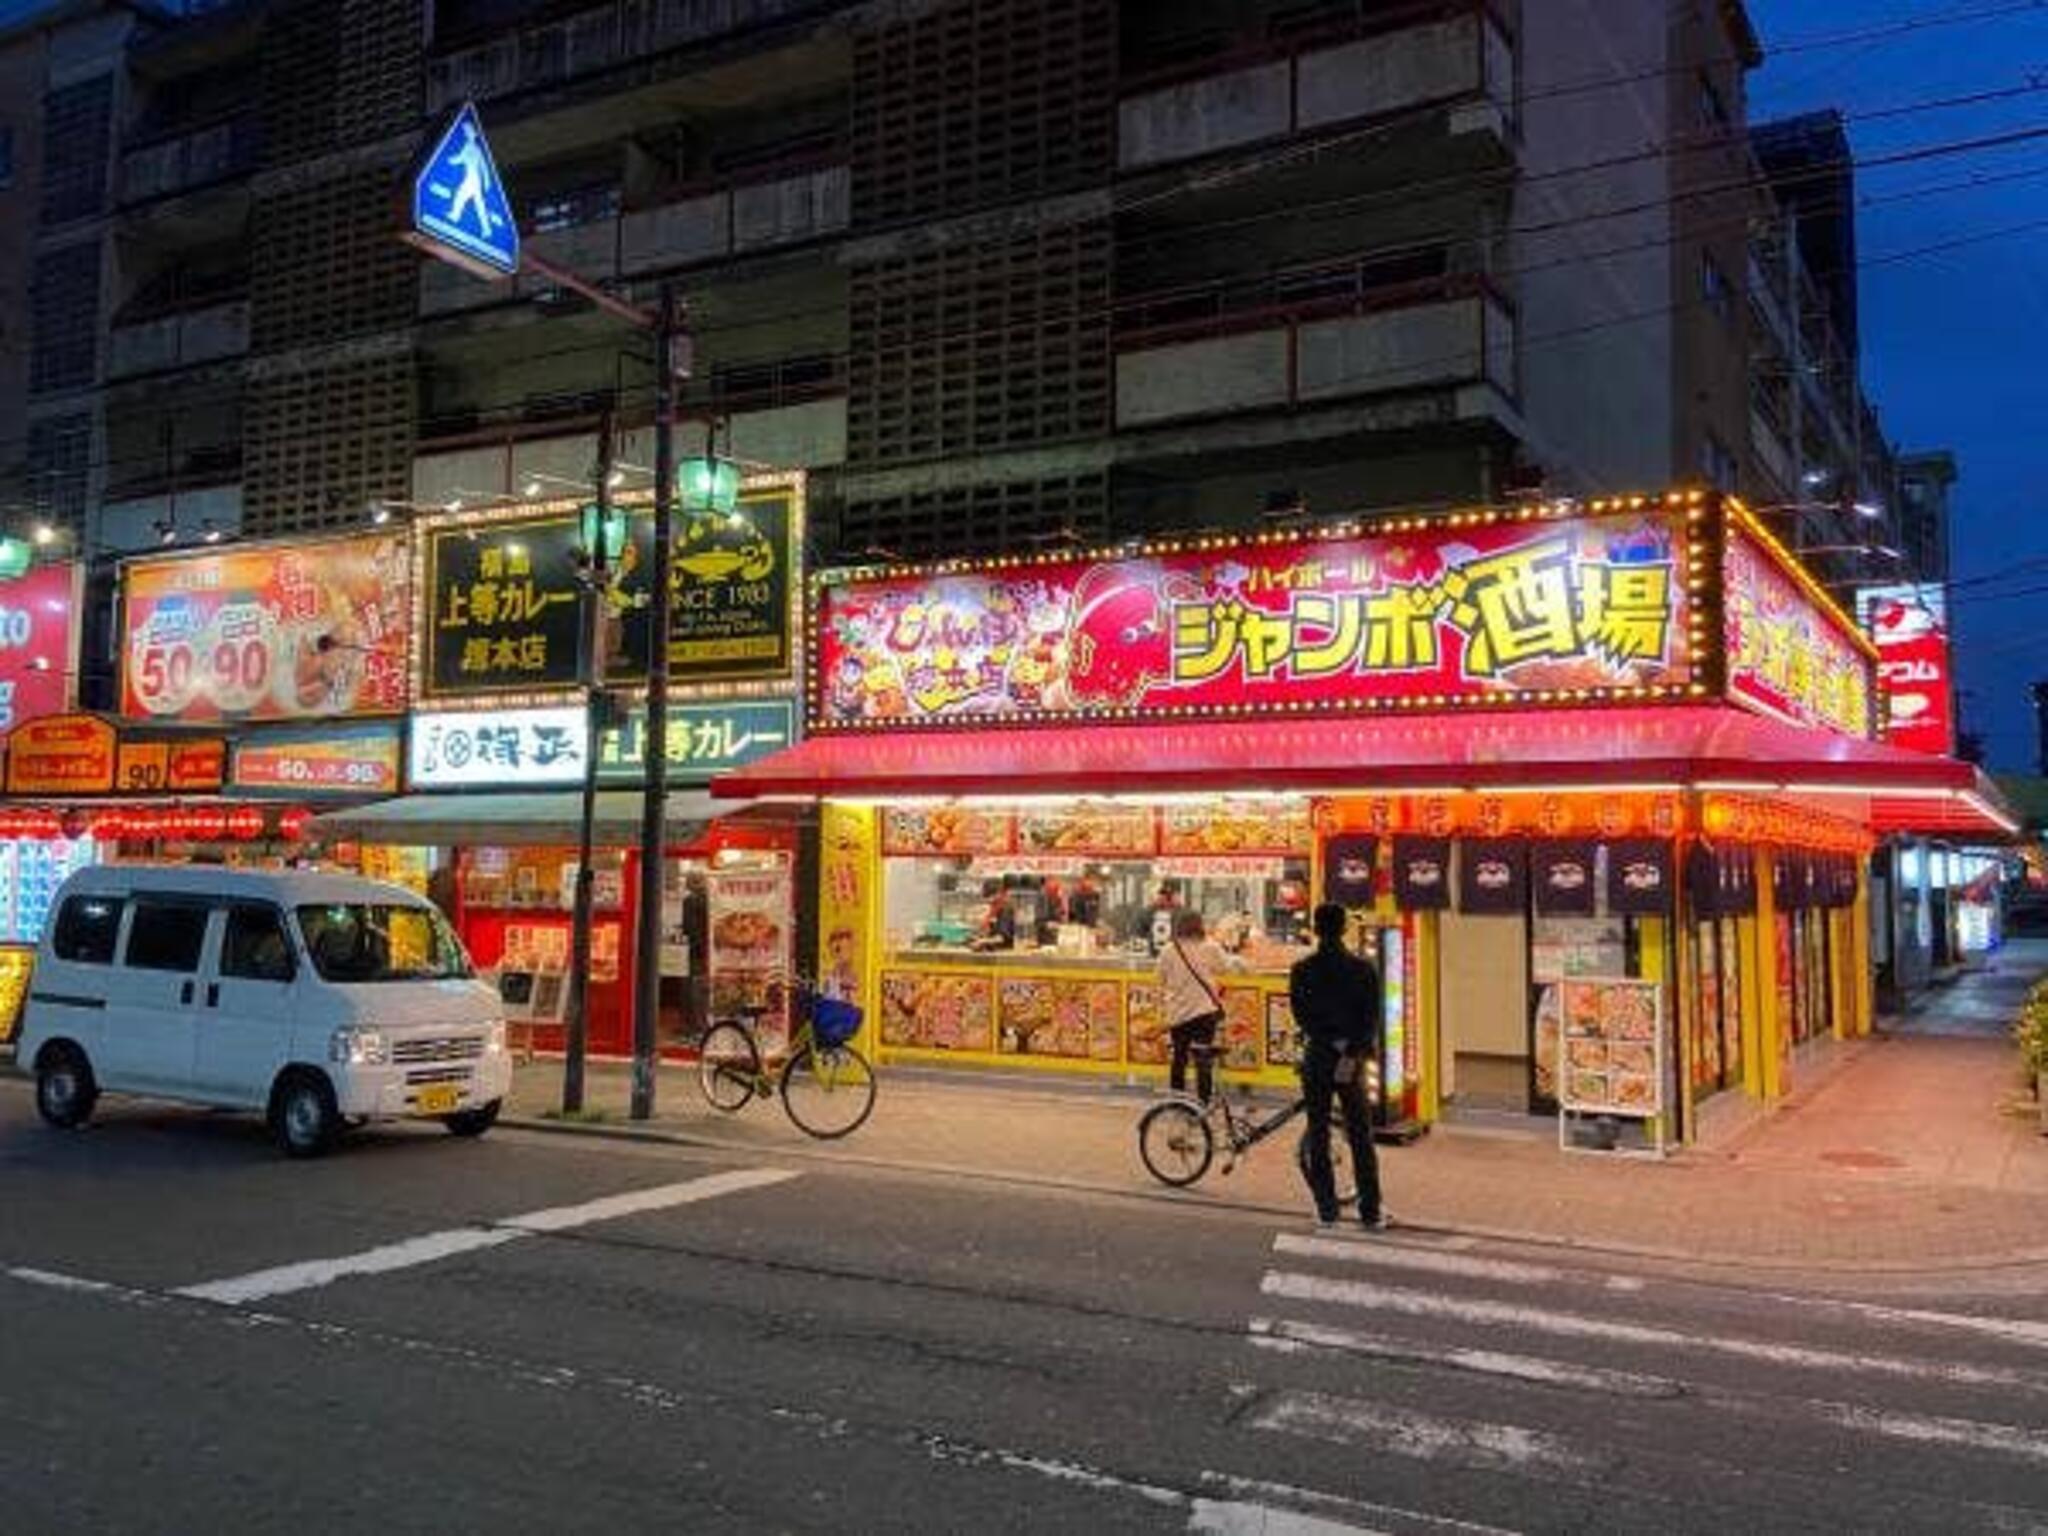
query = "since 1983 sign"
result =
(421, 482, 801, 698)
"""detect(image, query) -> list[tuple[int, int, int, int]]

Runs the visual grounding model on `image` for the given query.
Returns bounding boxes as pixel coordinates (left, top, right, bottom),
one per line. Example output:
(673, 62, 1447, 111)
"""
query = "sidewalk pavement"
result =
(506, 948, 2048, 1283)
(3, 948, 2034, 1284)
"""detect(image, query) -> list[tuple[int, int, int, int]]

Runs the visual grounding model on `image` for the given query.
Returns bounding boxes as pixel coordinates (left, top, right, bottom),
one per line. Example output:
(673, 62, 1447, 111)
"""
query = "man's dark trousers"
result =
(1300, 1038, 1380, 1223)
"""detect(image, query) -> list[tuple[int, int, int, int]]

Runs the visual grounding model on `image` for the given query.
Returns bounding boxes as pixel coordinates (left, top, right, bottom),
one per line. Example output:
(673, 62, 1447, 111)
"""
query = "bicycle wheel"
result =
(697, 1022, 761, 1113)
(1295, 1126, 1360, 1208)
(1138, 1100, 1214, 1188)
(779, 1043, 877, 1139)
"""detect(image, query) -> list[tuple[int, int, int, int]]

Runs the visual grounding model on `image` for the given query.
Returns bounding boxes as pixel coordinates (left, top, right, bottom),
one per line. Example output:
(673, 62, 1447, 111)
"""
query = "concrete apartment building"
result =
(3, 0, 1942, 588)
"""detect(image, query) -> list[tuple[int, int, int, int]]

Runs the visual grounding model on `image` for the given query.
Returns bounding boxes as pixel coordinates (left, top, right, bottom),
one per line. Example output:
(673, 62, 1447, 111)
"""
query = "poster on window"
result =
(709, 868, 792, 1050)
(880, 969, 995, 1053)
(1557, 977, 1663, 1119)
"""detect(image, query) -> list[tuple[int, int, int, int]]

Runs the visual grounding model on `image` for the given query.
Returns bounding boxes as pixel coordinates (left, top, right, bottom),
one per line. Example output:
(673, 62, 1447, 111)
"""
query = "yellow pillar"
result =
(1417, 909, 1441, 1126)
(1851, 861, 1874, 1037)
(818, 802, 882, 1055)
(1753, 846, 1784, 1102)
(1738, 911, 1764, 1101)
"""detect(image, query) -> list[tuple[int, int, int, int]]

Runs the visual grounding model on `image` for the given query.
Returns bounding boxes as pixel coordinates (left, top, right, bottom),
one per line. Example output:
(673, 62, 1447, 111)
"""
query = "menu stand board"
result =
(1555, 975, 1668, 1159)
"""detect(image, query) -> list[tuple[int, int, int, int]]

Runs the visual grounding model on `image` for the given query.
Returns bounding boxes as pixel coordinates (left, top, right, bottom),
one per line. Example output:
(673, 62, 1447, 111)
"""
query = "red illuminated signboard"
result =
(121, 535, 411, 724)
(1722, 528, 1873, 739)
(232, 728, 402, 796)
(5, 713, 116, 795)
(1856, 584, 1953, 755)
(0, 562, 80, 733)
(815, 507, 1701, 730)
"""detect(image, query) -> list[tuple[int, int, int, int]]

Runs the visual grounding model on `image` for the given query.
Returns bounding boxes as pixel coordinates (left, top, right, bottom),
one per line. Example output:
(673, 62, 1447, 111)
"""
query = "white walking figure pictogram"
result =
(446, 121, 498, 234)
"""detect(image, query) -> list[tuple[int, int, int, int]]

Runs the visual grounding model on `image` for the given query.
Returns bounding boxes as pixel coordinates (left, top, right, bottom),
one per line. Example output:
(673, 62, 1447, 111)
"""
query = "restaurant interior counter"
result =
(878, 851, 1313, 1075)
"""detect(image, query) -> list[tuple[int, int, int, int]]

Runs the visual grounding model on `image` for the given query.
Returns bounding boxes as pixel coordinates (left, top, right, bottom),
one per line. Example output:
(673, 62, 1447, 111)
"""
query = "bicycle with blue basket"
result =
(696, 975, 877, 1139)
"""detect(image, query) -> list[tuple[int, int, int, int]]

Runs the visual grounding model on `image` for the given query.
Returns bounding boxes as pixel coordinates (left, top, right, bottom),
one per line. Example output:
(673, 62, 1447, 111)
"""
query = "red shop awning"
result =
(711, 705, 2018, 837)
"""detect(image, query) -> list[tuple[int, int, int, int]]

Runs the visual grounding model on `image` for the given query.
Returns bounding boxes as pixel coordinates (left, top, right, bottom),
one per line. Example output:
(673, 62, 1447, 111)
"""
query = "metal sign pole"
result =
(562, 406, 615, 1116)
(404, 104, 687, 1123)
(631, 284, 684, 1121)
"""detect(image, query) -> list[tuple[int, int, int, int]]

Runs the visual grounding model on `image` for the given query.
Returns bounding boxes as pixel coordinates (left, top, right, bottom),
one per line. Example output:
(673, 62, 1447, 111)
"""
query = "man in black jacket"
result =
(1288, 903, 1386, 1229)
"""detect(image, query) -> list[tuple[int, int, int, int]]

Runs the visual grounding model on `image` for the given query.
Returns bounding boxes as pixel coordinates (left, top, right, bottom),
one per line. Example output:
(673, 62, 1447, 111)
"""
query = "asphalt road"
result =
(4, 1078, 2048, 1535)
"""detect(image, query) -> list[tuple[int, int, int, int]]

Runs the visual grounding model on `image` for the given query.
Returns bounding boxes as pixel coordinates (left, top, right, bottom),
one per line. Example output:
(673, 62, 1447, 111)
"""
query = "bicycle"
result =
(696, 980, 877, 1140)
(1137, 1044, 1359, 1202)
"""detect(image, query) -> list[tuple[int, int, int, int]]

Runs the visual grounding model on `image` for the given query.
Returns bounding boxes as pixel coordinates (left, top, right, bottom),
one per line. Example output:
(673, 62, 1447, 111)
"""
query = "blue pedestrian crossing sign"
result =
(407, 102, 519, 279)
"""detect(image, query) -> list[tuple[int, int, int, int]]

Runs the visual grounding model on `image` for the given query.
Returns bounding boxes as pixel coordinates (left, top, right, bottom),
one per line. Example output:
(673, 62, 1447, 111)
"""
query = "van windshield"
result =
(295, 903, 473, 983)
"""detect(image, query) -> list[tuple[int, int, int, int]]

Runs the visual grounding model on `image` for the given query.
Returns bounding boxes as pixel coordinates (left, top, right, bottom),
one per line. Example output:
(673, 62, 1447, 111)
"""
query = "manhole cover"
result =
(1819, 1149, 1905, 1170)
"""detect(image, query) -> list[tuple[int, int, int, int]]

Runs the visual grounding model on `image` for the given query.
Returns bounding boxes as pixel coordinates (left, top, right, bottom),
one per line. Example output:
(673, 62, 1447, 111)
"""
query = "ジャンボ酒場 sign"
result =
(1723, 528, 1873, 739)
(122, 536, 411, 723)
(814, 507, 1698, 728)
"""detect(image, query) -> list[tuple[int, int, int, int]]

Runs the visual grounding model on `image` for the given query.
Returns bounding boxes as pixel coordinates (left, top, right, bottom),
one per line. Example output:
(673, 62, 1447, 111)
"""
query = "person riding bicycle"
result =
(1288, 903, 1386, 1230)
(1157, 909, 1234, 1102)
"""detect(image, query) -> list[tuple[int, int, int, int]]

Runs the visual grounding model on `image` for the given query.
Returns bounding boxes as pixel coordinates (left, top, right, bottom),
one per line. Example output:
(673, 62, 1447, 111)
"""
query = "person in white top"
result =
(1156, 909, 1234, 1101)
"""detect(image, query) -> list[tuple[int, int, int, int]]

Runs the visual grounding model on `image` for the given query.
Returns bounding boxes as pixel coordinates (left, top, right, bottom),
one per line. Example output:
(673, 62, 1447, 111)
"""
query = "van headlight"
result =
(484, 1021, 507, 1056)
(329, 1028, 389, 1066)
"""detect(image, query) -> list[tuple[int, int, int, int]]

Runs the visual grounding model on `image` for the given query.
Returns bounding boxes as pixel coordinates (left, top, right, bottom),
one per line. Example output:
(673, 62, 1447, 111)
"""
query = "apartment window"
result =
(1700, 433, 1739, 492)
(1701, 252, 1733, 324)
(1698, 73, 1730, 131)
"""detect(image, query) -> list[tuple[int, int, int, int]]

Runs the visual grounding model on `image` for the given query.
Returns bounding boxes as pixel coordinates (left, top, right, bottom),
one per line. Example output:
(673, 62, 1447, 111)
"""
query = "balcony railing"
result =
(1115, 272, 1515, 428)
(419, 163, 849, 317)
(425, 0, 837, 112)
(1119, 1, 1513, 171)
(119, 114, 258, 205)
(106, 300, 251, 380)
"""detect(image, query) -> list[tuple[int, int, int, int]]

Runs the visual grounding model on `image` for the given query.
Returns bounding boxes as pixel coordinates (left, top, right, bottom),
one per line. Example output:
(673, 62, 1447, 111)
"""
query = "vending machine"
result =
(1348, 913, 1424, 1142)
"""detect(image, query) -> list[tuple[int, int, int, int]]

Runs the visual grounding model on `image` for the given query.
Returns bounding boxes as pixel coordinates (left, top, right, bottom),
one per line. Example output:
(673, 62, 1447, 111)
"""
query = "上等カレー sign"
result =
(597, 700, 795, 783)
(424, 518, 588, 694)
(814, 506, 1697, 728)
(122, 536, 411, 723)
(421, 485, 799, 698)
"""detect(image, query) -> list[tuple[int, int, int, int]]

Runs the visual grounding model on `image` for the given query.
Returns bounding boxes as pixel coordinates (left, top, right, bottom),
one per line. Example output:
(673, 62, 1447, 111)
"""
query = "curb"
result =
(499, 1111, 2048, 1283)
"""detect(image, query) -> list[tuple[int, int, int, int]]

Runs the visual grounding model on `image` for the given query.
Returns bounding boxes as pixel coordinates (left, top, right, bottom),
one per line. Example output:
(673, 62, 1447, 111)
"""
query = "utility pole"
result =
(1782, 207, 1804, 552)
(631, 283, 685, 1121)
(562, 404, 615, 1116)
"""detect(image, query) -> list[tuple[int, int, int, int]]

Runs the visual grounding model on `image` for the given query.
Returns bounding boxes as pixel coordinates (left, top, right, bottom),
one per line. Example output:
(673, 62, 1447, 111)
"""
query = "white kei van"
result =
(17, 865, 513, 1157)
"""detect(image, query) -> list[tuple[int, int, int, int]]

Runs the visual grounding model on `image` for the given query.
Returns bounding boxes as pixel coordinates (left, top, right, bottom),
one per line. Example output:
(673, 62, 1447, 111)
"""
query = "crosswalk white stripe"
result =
(1194, 1474, 1520, 1536)
(1273, 1235, 1565, 1287)
(1248, 1315, 1683, 1398)
(1812, 1298, 2048, 1353)
(1188, 1500, 1386, 1535)
(1248, 1389, 1598, 1478)
(176, 1168, 799, 1306)
(1815, 1403, 2048, 1466)
(1258, 1271, 2047, 1392)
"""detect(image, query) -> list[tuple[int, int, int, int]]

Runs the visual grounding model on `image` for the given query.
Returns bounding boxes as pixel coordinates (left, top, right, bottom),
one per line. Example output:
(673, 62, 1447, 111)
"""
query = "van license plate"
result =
(415, 1085, 462, 1115)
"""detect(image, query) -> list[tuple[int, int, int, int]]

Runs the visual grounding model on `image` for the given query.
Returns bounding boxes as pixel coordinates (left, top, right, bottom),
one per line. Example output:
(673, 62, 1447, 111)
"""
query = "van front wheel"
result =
(271, 1071, 339, 1159)
(442, 1100, 501, 1138)
(35, 1044, 97, 1129)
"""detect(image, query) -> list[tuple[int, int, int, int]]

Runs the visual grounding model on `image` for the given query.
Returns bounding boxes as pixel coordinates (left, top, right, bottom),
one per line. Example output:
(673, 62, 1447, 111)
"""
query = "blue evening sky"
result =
(1749, 0, 2048, 772)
